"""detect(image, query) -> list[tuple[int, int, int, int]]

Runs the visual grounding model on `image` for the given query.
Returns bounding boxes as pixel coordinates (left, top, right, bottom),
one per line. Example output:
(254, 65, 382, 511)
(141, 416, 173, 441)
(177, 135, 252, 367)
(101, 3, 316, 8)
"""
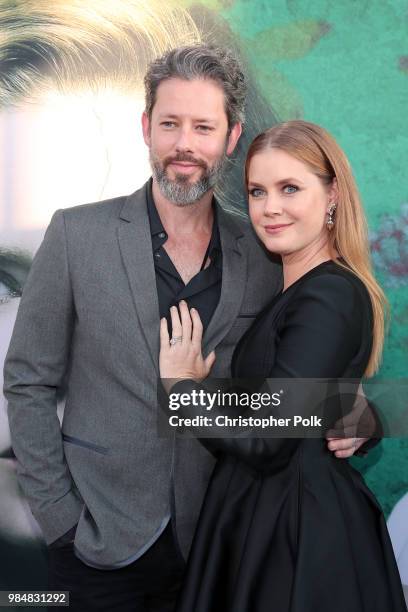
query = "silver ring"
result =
(169, 336, 183, 346)
(352, 437, 357, 448)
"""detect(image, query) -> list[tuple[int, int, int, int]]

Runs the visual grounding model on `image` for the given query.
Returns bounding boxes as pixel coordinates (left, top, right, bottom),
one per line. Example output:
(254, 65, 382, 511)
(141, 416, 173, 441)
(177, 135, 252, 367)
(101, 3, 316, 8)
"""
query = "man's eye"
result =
(248, 188, 265, 198)
(196, 125, 212, 132)
(283, 184, 298, 194)
(161, 121, 176, 128)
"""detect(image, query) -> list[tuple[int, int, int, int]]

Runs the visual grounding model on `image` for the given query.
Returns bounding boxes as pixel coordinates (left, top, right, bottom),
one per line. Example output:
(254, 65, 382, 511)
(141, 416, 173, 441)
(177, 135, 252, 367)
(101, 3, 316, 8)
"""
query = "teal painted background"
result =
(182, 0, 408, 515)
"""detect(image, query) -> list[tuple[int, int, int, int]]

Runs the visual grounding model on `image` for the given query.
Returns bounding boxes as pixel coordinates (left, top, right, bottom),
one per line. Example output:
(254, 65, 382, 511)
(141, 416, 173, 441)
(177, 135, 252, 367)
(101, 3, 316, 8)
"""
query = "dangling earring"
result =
(326, 203, 336, 230)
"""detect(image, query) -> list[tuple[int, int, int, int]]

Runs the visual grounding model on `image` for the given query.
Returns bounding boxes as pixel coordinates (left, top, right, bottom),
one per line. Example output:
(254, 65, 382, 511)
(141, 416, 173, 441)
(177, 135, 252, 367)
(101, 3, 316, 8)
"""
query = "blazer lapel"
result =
(203, 204, 248, 354)
(117, 183, 160, 373)
(117, 187, 248, 368)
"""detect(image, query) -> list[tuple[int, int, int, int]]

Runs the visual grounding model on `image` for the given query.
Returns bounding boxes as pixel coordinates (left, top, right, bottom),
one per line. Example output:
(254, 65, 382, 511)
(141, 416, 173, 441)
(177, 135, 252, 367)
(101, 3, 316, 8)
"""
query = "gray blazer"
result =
(3, 181, 282, 568)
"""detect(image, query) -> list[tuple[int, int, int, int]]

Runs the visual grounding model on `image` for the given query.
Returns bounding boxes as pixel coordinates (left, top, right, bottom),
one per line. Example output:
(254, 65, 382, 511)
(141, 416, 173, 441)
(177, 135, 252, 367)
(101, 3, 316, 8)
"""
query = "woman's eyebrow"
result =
(248, 178, 306, 188)
(247, 181, 266, 189)
(268, 176, 305, 185)
(274, 177, 306, 186)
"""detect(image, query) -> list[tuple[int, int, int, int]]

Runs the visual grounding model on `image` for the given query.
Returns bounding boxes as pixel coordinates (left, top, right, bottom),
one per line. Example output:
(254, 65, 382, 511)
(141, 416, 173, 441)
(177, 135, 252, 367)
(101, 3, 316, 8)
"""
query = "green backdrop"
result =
(181, 0, 408, 515)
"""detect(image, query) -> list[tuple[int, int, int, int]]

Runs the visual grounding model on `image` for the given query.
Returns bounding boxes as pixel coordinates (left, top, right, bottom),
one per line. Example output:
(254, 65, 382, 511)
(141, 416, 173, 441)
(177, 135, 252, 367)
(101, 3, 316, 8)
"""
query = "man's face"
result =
(142, 77, 241, 205)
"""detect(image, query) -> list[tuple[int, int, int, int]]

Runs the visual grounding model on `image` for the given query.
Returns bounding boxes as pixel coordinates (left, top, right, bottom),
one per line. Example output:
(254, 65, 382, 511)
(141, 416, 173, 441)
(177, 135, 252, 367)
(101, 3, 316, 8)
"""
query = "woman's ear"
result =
(328, 177, 339, 205)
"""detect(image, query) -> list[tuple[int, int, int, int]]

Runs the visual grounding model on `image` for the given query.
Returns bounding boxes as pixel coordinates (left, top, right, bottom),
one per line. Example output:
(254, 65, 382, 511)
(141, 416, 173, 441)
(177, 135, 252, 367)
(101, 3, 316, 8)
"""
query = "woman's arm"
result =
(160, 276, 368, 471)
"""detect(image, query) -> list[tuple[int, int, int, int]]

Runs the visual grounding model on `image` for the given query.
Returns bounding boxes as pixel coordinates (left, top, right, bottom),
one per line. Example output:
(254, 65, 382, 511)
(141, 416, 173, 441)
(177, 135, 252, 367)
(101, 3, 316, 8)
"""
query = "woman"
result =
(159, 120, 407, 611)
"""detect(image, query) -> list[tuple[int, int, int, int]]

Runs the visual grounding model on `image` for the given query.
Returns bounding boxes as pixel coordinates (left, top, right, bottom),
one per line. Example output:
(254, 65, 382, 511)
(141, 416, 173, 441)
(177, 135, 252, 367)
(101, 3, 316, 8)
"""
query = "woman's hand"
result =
(159, 301, 216, 392)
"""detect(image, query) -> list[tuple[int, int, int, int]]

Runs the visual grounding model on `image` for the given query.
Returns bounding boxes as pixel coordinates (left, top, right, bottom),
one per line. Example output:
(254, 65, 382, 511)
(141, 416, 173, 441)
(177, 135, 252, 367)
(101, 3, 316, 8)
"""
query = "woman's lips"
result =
(264, 223, 293, 234)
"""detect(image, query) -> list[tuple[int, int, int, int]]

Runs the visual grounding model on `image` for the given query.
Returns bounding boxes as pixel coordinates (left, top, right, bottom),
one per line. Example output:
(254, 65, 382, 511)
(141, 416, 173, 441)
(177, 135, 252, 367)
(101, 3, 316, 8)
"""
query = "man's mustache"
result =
(163, 154, 207, 170)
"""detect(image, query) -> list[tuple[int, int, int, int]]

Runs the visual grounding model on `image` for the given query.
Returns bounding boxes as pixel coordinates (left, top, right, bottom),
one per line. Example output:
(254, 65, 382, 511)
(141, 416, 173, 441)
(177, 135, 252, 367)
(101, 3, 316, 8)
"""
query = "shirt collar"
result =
(146, 178, 221, 255)
(146, 178, 165, 237)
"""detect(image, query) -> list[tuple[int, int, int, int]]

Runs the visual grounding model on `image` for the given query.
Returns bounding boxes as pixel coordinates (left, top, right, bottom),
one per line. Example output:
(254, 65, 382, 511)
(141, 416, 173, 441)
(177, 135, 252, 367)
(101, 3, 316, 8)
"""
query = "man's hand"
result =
(326, 436, 368, 458)
(325, 383, 378, 458)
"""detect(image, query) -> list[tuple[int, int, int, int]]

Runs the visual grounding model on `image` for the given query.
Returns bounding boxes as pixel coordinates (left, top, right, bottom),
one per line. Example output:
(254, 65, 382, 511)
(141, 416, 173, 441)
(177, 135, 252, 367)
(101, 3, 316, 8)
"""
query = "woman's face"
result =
(247, 148, 336, 258)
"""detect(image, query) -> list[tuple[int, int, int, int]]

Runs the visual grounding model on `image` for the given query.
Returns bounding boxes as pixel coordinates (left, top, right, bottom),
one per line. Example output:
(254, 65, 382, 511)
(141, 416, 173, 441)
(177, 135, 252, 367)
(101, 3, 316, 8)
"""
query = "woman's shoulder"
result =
(253, 260, 372, 333)
(290, 260, 371, 307)
(280, 260, 373, 330)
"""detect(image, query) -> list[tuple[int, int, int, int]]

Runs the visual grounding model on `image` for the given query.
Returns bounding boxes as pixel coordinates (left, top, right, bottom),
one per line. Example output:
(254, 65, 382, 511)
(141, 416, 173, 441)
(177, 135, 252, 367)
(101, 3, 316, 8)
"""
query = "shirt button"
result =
(158, 232, 166, 239)
(154, 252, 161, 259)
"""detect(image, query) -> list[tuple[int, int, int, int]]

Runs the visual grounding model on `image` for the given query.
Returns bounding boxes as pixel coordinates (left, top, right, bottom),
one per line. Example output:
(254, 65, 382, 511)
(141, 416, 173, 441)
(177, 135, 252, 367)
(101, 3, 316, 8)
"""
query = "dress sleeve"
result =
(170, 274, 368, 472)
(267, 274, 363, 379)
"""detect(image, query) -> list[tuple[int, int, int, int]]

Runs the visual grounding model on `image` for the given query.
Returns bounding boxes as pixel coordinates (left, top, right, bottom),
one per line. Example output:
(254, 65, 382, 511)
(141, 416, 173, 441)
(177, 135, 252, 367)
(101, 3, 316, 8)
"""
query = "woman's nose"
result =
(263, 196, 283, 216)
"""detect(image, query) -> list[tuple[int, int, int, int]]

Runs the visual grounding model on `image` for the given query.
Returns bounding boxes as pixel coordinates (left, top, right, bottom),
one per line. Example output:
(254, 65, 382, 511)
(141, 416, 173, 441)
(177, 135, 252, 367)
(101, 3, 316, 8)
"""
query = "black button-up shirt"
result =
(146, 180, 222, 334)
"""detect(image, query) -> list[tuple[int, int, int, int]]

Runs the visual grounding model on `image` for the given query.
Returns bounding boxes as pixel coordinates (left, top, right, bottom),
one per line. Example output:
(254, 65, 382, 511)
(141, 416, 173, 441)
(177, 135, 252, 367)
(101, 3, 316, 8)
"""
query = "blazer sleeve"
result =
(170, 273, 367, 472)
(3, 210, 83, 544)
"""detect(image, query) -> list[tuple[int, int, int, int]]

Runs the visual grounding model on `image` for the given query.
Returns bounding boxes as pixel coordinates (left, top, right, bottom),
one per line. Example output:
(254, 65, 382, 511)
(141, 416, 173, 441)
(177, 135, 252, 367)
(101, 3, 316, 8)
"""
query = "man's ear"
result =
(226, 122, 243, 156)
(141, 111, 151, 147)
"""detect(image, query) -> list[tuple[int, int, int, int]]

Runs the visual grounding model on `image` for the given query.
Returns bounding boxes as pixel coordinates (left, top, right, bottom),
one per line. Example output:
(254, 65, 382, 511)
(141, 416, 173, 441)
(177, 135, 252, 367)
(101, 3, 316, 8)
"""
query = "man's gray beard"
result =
(150, 151, 228, 207)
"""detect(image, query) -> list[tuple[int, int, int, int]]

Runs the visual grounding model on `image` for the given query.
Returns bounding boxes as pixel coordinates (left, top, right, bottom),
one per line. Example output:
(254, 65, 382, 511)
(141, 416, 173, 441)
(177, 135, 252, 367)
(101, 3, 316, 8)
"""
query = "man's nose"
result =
(175, 126, 194, 153)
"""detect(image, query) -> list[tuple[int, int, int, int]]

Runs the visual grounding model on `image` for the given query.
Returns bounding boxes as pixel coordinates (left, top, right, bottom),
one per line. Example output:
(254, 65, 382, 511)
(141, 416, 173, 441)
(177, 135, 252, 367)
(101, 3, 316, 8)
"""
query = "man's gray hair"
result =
(144, 44, 247, 128)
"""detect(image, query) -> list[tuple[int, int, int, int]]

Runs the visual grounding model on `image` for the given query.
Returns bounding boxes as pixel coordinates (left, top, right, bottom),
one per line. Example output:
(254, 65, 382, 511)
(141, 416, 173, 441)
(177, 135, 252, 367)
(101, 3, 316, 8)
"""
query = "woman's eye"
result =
(0, 251, 32, 306)
(249, 188, 265, 198)
(0, 279, 20, 305)
(283, 184, 298, 194)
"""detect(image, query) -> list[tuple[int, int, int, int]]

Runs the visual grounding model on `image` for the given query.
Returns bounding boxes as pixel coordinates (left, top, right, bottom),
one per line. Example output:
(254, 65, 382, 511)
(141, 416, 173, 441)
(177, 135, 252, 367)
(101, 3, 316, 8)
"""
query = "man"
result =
(0, 0, 203, 593)
(3, 44, 374, 611)
(0, 0, 277, 597)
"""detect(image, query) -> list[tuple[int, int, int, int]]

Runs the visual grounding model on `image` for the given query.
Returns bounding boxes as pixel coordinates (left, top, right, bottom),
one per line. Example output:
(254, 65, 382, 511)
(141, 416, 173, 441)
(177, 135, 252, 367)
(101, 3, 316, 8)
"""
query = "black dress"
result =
(175, 261, 407, 612)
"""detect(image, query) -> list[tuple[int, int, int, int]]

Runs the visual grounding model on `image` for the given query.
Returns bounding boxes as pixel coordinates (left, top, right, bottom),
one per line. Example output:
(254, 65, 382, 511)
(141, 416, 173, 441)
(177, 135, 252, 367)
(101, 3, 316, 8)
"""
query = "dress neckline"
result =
(281, 259, 342, 295)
